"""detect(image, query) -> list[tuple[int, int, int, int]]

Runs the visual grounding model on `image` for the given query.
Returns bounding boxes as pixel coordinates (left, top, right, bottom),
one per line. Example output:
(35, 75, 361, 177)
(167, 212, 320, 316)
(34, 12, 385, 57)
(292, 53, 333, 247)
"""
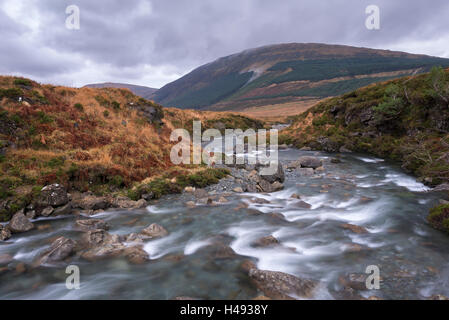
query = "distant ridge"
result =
(153, 43, 449, 111)
(84, 82, 158, 100)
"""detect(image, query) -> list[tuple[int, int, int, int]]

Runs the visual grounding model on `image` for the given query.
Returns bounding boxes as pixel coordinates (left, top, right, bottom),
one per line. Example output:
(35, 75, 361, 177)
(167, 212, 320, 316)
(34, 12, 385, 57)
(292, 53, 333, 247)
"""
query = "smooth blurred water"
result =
(1, 149, 448, 300)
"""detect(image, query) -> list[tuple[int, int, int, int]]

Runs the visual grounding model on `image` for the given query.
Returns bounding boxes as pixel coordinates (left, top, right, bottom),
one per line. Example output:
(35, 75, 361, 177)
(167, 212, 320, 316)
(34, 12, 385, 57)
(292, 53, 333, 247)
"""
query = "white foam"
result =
(382, 173, 430, 192)
(184, 239, 212, 255)
(356, 157, 385, 163)
(143, 231, 184, 259)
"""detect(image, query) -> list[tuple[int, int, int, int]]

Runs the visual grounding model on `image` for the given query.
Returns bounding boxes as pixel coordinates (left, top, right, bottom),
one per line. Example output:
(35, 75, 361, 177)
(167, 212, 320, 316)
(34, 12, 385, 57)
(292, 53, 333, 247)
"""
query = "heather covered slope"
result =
(282, 68, 449, 187)
(153, 43, 449, 111)
(84, 82, 158, 100)
(0, 76, 260, 221)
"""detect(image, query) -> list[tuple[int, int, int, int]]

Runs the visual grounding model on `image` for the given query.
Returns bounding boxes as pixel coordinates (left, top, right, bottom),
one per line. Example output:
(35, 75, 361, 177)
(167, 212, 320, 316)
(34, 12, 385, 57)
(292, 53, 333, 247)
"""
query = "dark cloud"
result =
(1, 0, 448, 87)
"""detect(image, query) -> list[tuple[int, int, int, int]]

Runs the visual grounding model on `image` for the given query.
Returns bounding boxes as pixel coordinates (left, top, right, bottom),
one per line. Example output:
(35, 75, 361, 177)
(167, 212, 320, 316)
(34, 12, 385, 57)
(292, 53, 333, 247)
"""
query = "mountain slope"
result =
(153, 43, 449, 112)
(84, 82, 158, 100)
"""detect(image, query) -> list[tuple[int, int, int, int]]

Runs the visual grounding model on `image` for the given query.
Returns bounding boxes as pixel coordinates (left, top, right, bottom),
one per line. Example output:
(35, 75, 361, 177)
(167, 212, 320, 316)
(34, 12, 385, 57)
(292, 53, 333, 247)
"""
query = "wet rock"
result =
(53, 202, 72, 215)
(15, 262, 26, 275)
(194, 189, 208, 198)
(140, 223, 168, 238)
(248, 269, 319, 300)
(35, 237, 76, 265)
(37, 184, 69, 207)
(218, 196, 228, 203)
(7, 210, 34, 233)
(0, 224, 12, 241)
(112, 197, 147, 209)
(185, 201, 196, 208)
(298, 156, 322, 169)
(339, 273, 368, 291)
(184, 186, 195, 193)
(123, 245, 149, 264)
(290, 193, 301, 199)
(247, 209, 263, 216)
(75, 219, 110, 231)
(253, 235, 279, 248)
(40, 206, 54, 217)
(81, 229, 115, 247)
(0, 253, 13, 265)
(205, 243, 236, 260)
(240, 260, 257, 273)
(253, 295, 272, 300)
(267, 212, 285, 221)
(315, 166, 325, 173)
(294, 201, 312, 209)
(233, 187, 243, 193)
(251, 198, 270, 204)
(300, 146, 312, 151)
(72, 195, 109, 211)
(341, 223, 368, 234)
(296, 168, 314, 176)
(331, 158, 342, 164)
(37, 224, 51, 231)
(271, 181, 284, 192)
(257, 161, 285, 184)
(278, 144, 288, 150)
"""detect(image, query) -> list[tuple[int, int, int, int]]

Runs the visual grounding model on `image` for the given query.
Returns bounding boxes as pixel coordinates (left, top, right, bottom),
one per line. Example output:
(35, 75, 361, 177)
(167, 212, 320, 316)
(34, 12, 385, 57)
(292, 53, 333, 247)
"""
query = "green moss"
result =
(74, 103, 84, 111)
(428, 204, 449, 233)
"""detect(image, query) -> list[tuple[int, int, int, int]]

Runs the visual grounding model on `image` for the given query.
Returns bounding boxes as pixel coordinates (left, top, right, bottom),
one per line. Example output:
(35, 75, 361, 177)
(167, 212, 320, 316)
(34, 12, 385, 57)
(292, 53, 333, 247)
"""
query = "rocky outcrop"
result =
(248, 269, 320, 300)
(7, 210, 34, 233)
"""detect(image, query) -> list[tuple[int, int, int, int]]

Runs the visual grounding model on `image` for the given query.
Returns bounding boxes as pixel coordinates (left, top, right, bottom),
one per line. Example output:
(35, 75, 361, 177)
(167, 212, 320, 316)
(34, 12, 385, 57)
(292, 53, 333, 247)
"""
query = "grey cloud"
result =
(1, 0, 448, 87)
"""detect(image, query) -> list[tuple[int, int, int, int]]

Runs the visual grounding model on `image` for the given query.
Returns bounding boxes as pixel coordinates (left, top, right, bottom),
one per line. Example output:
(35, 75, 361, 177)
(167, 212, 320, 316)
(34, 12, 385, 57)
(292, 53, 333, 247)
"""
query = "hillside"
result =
(153, 43, 449, 116)
(84, 82, 158, 100)
(0, 76, 261, 222)
(280, 67, 449, 233)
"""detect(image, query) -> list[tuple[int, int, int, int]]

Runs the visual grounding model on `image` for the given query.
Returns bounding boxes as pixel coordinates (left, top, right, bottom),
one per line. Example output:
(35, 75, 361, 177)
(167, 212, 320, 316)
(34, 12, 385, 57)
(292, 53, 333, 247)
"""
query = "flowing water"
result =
(1, 148, 448, 300)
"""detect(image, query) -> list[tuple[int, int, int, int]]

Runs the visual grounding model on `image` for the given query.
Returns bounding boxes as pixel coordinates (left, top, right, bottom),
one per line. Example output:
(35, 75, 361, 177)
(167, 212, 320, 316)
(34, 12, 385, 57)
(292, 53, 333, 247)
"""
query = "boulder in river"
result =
(253, 235, 279, 248)
(35, 237, 76, 265)
(72, 195, 109, 211)
(140, 223, 168, 239)
(257, 161, 285, 184)
(248, 269, 319, 300)
(341, 223, 368, 234)
(7, 210, 34, 233)
(37, 184, 69, 207)
(75, 219, 110, 231)
(297, 156, 322, 169)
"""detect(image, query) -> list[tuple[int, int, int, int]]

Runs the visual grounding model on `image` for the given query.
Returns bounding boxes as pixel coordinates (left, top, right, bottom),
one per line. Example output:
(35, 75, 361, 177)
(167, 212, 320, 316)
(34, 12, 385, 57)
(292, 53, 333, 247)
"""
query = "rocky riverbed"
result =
(1, 147, 449, 300)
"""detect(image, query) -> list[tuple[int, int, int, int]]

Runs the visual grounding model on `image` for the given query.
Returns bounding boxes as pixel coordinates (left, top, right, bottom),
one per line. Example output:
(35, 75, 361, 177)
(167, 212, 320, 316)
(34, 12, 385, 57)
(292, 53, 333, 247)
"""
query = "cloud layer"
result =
(1, 0, 448, 87)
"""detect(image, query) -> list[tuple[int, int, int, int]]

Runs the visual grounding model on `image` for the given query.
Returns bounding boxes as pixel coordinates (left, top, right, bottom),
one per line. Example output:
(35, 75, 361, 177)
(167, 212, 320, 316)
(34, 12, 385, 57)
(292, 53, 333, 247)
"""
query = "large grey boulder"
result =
(37, 184, 69, 207)
(35, 237, 76, 265)
(297, 156, 322, 169)
(7, 210, 34, 233)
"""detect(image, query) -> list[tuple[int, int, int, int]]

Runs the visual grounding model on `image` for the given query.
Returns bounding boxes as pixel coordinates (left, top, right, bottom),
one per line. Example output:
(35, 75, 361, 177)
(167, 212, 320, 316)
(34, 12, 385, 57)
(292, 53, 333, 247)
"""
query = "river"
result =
(0, 148, 448, 299)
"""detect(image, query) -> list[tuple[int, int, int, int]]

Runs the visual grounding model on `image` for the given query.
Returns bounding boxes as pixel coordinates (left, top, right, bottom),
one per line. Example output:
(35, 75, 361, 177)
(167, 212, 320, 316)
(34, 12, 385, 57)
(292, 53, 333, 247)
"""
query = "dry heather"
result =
(0, 76, 261, 220)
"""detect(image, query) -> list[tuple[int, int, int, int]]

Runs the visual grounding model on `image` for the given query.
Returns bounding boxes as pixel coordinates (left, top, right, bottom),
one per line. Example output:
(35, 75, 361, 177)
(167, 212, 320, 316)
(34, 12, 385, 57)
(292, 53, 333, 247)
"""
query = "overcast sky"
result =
(1, 0, 448, 88)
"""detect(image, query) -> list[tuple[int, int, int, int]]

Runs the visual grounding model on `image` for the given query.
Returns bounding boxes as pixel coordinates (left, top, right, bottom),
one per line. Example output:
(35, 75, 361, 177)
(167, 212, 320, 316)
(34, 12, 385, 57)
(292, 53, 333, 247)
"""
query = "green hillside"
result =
(153, 43, 449, 111)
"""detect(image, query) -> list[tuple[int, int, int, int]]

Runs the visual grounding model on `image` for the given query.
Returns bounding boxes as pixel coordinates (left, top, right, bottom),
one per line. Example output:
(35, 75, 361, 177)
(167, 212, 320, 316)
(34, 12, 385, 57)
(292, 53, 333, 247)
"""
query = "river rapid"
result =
(0, 148, 448, 300)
